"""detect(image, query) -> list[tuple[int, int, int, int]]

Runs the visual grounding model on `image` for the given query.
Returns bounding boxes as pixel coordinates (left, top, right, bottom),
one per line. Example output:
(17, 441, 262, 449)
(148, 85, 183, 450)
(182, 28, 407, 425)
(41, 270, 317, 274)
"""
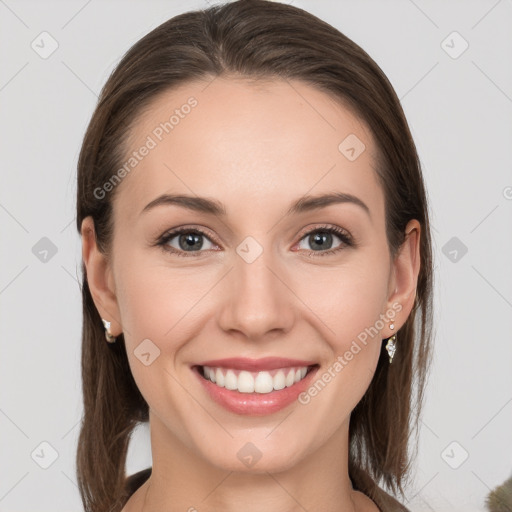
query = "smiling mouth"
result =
(197, 364, 318, 394)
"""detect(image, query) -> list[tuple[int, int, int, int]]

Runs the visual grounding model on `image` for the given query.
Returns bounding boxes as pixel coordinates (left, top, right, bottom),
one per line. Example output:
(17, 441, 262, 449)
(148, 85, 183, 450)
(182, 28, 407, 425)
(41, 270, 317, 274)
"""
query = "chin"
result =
(194, 434, 308, 475)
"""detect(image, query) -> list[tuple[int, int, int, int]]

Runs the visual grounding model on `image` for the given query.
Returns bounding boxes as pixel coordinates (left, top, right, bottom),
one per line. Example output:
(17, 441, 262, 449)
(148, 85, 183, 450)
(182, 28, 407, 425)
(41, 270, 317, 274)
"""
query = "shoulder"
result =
(352, 489, 381, 511)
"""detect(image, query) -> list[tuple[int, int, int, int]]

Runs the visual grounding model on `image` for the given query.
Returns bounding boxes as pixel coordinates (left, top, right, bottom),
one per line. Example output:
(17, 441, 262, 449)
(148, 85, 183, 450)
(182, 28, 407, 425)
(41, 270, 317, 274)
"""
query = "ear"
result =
(81, 216, 122, 336)
(383, 219, 421, 337)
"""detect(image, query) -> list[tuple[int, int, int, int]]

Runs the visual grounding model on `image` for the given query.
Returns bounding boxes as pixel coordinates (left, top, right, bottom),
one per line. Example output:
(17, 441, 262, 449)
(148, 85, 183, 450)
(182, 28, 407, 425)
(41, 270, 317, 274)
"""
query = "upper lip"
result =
(195, 357, 317, 372)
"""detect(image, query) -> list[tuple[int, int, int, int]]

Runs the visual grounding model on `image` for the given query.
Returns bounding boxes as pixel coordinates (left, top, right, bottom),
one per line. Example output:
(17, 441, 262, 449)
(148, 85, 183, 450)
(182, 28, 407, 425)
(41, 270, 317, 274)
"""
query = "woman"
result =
(76, 1, 434, 511)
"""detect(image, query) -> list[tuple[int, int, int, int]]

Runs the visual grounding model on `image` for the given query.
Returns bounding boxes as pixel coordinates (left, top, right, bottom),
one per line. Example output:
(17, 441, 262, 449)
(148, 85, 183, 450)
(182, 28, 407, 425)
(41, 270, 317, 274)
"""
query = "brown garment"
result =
(124, 467, 411, 512)
(125, 467, 152, 498)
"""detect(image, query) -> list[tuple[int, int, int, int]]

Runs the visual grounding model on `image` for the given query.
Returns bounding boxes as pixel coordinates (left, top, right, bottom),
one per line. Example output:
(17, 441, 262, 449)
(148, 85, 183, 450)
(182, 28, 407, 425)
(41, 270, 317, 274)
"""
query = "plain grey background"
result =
(1, 1, 511, 511)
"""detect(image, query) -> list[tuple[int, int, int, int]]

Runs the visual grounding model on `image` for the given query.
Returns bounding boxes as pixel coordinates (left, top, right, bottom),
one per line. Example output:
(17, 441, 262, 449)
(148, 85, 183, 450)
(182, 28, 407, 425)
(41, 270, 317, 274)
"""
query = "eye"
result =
(295, 225, 353, 257)
(156, 227, 217, 257)
(155, 224, 354, 258)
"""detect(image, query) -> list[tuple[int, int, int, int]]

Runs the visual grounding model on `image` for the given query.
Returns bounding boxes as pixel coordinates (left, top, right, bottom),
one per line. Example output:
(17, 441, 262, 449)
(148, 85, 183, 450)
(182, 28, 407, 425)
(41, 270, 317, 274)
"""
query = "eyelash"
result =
(155, 224, 354, 258)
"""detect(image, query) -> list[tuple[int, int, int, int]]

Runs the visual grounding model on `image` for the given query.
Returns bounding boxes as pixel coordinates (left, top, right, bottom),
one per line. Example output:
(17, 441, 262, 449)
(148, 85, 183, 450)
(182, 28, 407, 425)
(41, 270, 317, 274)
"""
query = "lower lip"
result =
(193, 365, 319, 416)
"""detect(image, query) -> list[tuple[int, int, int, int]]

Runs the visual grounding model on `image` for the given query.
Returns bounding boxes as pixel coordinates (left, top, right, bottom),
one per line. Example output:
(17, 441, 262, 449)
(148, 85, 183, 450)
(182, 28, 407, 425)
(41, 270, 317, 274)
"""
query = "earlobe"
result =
(81, 216, 122, 336)
(385, 219, 421, 335)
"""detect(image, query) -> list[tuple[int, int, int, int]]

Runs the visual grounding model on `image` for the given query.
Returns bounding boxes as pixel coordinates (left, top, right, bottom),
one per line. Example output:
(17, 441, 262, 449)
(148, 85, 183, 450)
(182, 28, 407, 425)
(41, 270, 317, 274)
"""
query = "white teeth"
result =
(224, 370, 237, 390)
(273, 370, 286, 390)
(285, 369, 295, 387)
(205, 367, 214, 382)
(238, 371, 254, 393)
(215, 368, 225, 387)
(254, 371, 274, 393)
(202, 365, 310, 393)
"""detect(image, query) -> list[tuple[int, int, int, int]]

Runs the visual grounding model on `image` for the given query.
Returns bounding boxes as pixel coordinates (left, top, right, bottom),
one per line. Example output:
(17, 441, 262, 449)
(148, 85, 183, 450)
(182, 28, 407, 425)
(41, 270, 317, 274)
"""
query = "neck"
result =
(139, 412, 361, 512)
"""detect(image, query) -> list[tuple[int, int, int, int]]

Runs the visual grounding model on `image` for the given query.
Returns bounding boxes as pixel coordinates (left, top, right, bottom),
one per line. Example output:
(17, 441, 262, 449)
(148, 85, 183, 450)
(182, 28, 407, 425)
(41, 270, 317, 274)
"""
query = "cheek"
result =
(291, 260, 390, 424)
(296, 255, 390, 348)
(115, 250, 213, 342)
(113, 254, 206, 427)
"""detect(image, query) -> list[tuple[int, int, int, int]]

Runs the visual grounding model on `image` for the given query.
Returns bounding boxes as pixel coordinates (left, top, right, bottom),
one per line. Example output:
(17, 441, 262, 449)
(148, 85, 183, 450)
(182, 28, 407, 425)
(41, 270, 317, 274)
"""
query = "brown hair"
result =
(75, 1, 434, 511)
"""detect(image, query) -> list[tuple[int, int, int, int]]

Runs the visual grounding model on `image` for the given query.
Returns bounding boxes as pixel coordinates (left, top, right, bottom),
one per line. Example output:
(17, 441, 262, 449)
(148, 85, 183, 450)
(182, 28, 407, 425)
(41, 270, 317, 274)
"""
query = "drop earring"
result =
(385, 322, 396, 364)
(102, 318, 117, 343)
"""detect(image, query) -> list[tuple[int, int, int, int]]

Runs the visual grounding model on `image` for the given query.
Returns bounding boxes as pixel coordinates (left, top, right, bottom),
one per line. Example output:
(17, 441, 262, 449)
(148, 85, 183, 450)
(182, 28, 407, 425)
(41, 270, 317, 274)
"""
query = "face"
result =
(84, 76, 419, 475)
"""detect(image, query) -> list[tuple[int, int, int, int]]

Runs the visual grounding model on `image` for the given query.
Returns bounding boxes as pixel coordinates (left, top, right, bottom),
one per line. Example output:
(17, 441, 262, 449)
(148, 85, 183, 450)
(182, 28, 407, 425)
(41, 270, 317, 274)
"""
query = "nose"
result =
(217, 247, 295, 342)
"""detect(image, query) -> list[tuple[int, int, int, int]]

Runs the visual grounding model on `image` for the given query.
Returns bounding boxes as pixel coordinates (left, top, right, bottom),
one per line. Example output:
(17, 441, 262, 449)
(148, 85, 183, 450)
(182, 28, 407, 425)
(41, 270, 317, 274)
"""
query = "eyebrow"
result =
(140, 192, 370, 218)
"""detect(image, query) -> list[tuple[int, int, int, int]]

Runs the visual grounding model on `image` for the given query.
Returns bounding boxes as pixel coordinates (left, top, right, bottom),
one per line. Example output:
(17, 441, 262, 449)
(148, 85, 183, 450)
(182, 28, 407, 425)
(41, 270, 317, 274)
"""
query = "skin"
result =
(82, 76, 421, 512)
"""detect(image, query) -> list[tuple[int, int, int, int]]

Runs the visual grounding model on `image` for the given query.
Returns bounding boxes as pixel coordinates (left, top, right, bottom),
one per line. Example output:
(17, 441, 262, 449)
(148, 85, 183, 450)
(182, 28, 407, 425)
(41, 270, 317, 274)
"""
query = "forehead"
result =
(113, 76, 383, 223)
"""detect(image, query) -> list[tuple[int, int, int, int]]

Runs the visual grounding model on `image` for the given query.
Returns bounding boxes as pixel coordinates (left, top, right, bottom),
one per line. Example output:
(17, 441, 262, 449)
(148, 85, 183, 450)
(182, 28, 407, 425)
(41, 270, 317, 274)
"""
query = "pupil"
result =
(311, 232, 332, 250)
(180, 233, 202, 251)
